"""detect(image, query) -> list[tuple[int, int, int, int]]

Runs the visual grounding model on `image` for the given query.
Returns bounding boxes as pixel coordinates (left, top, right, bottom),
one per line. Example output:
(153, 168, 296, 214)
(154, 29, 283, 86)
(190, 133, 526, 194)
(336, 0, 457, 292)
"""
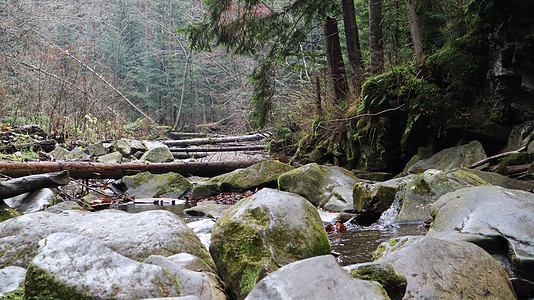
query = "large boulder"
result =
(406, 140, 487, 174)
(122, 172, 193, 199)
(245, 255, 389, 300)
(24, 233, 181, 299)
(278, 163, 358, 207)
(428, 186, 534, 285)
(210, 188, 331, 299)
(394, 168, 534, 223)
(112, 138, 132, 156)
(83, 141, 108, 157)
(97, 151, 123, 163)
(145, 253, 226, 300)
(0, 266, 26, 297)
(372, 236, 516, 299)
(0, 209, 212, 269)
(191, 160, 293, 200)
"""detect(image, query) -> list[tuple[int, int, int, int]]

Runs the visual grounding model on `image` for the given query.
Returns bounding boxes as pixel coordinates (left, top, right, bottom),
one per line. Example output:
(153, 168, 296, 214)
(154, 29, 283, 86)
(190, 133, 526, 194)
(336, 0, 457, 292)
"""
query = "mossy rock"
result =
(122, 172, 193, 199)
(209, 188, 331, 300)
(493, 152, 531, 174)
(349, 263, 407, 300)
(0, 203, 20, 223)
(191, 160, 294, 200)
(278, 163, 358, 207)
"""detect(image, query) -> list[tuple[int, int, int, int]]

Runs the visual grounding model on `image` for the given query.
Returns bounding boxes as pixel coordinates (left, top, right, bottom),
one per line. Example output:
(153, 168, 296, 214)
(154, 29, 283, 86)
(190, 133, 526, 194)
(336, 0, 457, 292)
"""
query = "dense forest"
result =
(2, 0, 534, 174)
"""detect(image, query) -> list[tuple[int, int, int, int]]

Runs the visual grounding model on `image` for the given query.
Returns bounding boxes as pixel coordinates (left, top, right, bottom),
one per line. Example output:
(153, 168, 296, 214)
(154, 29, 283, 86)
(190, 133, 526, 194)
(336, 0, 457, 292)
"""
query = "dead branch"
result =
(467, 146, 527, 169)
(0, 170, 70, 199)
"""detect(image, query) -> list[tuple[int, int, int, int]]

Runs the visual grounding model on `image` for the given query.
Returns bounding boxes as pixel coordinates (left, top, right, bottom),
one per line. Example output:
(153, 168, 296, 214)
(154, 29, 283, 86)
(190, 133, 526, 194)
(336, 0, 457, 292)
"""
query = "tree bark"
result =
(407, 0, 424, 64)
(315, 74, 322, 117)
(0, 160, 266, 179)
(324, 16, 349, 105)
(163, 133, 269, 147)
(0, 170, 70, 199)
(369, 0, 385, 74)
(342, 0, 365, 93)
(169, 145, 267, 152)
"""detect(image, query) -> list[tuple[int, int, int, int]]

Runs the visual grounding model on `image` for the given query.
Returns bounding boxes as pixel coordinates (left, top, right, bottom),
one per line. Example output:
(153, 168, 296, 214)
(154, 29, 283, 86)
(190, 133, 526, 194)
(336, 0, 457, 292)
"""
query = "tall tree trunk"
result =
(342, 0, 365, 94)
(407, 0, 424, 64)
(315, 73, 322, 117)
(323, 16, 349, 105)
(369, 0, 385, 74)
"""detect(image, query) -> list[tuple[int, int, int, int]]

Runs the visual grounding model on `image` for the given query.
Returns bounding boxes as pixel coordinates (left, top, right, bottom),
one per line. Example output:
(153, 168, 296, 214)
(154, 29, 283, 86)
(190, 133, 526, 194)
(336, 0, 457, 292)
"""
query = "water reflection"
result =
(330, 223, 427, 266)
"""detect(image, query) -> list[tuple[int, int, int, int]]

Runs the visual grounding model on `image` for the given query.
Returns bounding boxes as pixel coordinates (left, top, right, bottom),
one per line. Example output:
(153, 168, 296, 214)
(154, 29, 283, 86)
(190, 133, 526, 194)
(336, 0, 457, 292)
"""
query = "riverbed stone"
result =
(0, 209, 213, 269)
(45, 201, 85, 213)
(24, 232, 181, 299)
(348, 263, 407, 300)
(373, 236, 516, 299)
(428, 186, 534, 283)
(0, 266, 26, 297)
(191, 160, 294, 200)
(48, 146, 69, 161)
(406, 140, 487, 174)
(210, 188, 331, 299)
(140, 142, 174, 163)
(122, 171, 193, 199)
(112, 138, 132, 156)
(4, 188, 54, 215)
(278, 163, 358, 207)
(83, 141, 108, 157)
(246, 255, 388, 300)
(184, 202, 232, 218)
(145, 253, 226, 300)
(97, 151, 123, 163)
(395, 168, 534, 223)
(323, 186, 354, 212)
(65, 147, 90, 160)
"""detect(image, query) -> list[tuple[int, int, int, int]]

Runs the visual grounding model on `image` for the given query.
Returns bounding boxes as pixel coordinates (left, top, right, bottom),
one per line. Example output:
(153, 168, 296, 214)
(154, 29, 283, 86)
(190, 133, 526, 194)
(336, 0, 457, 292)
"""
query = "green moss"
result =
(372, 245, 387, 261)
(350, 264, 407, 300)
(2, 287, 25, 300)
(0, 205, 20, 223)
(387, 239, 398, 247)
(24, 263, 94, 300)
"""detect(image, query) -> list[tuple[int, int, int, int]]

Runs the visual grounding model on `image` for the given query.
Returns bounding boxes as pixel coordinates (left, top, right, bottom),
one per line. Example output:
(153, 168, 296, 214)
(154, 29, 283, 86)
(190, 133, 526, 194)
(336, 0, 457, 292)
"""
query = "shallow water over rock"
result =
(329, 224, 427, 266)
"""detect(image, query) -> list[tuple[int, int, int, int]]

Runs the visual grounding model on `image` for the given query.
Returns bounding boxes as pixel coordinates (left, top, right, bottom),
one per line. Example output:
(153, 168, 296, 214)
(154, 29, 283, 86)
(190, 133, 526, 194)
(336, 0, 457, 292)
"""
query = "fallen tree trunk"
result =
(0, 139, 56, 154)
(163, 133, 269, 147)
(0, 170, 70, 199)
(169, 145, 267, 153)
(167, 132, 208, 140)
(0, 160, 267, 179)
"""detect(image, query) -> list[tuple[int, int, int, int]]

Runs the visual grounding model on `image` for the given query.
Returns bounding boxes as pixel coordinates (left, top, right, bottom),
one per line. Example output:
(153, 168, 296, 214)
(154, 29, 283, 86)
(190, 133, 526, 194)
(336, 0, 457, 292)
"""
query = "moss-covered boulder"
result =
(0, 210, 213, 269)
(373, 236, 516, 299)
(406, 140, 487, 174)
(210, 188, 331, 299)
(353, 176, 414, 224)
(191, 160, 294, 200)
(122, 171, 193, 199)
(348, 263, 407, 300)
(395, 168, 534, 223)
(24, 232, 181, 299)
(428, 186, 534, 287)
(246, 255, 389, 300)
(0, 202, 20, 223)
(278, 163, 358, 207)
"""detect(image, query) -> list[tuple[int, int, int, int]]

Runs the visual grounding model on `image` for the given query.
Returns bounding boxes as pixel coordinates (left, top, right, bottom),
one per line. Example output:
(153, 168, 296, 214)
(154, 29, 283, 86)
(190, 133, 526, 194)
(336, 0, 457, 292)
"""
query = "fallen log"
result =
(163, 133, 270, 147)
(0, 170, 70, 199)
(0, 160, 267, 179)
(467, 146, 527, 169)
(0, 139, 56, 154)
(167, 132, 208, 140)
(169, 145, 267, 153)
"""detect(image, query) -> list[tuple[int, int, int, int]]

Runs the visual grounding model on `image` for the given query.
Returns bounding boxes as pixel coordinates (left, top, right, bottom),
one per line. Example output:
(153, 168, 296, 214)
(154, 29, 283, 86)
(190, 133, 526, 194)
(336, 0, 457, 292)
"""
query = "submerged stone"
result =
(210, 188, 331, 299)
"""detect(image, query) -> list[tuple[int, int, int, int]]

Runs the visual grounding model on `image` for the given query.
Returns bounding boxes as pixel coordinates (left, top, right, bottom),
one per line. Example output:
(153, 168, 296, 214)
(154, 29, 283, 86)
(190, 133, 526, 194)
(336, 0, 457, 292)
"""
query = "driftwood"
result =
(467, 146, 527, 169)
(169, 145, 267, 153)
(163, 133, 269, 147)
(172, 152, 209, 159)
(0, 160, 267, 179)
(167, 132, 208, 140)
(0, 170, 70, 199)
(0, 139, 56, 154)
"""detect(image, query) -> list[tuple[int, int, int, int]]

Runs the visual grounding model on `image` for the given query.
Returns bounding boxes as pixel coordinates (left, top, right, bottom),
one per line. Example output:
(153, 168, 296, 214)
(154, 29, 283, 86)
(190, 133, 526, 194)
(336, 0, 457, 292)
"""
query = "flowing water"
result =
(120, 200, 427, 266)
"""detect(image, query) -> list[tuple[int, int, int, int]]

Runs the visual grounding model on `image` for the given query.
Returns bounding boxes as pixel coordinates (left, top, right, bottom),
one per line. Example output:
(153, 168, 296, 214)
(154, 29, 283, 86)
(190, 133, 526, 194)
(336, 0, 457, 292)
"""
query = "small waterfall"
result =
(375, 194, 401, 228)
